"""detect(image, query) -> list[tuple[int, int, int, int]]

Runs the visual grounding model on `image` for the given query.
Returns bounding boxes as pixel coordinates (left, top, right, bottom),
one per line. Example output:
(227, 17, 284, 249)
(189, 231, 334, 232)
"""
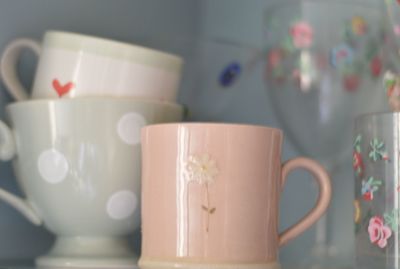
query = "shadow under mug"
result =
(139, 123, 332, 269)
(0, 97, 183, 268)
(0, 30, 183, 101)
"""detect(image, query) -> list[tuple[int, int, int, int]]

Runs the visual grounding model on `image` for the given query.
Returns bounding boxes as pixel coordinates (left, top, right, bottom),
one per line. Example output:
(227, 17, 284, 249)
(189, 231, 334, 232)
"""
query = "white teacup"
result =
(0, 97, 183, 268)
(0, 31, 183, 101)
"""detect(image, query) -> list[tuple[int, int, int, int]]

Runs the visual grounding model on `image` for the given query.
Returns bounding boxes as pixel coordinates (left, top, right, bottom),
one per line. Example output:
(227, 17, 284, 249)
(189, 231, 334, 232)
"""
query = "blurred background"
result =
(0, 0, 391, 268)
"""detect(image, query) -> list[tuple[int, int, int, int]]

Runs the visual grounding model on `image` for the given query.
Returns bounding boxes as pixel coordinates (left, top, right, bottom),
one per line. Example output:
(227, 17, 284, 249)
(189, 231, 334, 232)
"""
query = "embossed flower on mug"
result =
(368, 216, 392, 249)
(186, 154, 219, 185)
(186, 153, 219, 233)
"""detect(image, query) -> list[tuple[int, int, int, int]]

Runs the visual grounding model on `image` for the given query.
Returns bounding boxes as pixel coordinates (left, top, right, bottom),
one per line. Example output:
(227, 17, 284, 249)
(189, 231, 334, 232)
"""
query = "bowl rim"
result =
(142, 122, 283, 136)
(43, 30, 183, 71)
(6, 96, 183, 111)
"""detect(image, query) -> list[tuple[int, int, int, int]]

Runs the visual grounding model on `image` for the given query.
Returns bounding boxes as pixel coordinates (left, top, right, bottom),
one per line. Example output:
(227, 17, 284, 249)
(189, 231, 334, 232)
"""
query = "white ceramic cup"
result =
(0, 31, 183, 101)
(0, 97, 183, 268)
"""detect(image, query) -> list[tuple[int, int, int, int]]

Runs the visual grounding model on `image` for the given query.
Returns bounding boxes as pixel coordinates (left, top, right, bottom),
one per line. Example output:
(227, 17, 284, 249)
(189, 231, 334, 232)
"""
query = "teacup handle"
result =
(278, 157, 331, 247)
(0, 121, 42, 225)
(0, 38, 41, 101)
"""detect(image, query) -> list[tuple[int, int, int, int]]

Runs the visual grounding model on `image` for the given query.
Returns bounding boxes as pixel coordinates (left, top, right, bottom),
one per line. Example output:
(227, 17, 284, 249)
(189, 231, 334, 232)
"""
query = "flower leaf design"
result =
(353, 134, 362, 153)
(383, 209, 400, 232)
(353, 134, 364, 178)
(369, 138, 389, 162)
(361, 177, 383, 201)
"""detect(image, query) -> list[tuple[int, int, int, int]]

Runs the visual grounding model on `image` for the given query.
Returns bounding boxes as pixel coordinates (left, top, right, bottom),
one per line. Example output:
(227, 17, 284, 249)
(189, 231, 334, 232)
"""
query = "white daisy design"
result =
(186, 153, 219, 185)
(185, 153, 219, 233)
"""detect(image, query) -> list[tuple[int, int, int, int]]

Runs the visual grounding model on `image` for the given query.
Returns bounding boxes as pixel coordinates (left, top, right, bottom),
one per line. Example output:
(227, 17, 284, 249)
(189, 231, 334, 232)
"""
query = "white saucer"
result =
(36, 256, 138, 269)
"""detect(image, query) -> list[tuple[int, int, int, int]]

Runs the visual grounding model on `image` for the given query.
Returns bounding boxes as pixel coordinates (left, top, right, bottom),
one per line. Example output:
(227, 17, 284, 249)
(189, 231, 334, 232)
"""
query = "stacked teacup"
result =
(0, 31, 184, 268)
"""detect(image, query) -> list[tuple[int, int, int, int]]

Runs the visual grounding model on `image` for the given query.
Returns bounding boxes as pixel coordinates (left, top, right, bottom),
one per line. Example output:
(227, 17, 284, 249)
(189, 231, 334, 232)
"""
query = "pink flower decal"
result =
(290, 21, 313, 49)
(368, 216, 392, 248)
(394, 25, 400, 36)
(353, 151, 364, 177)
(370, 56, 382, 78)
(384, 71, 400, 111)
(343, 74, 360, 92)
(267, 48, 285, 70)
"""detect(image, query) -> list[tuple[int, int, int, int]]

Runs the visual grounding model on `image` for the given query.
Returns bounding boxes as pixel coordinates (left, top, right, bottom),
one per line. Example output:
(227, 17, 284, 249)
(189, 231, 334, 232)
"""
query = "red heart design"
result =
(52, 79, 74, 97)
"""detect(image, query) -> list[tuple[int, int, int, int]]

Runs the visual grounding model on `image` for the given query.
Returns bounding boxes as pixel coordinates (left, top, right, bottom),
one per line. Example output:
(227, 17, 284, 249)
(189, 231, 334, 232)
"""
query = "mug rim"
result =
(142, 122, 283, 135)
(6, 96, 183, 111)
(43, 30, 183, 72)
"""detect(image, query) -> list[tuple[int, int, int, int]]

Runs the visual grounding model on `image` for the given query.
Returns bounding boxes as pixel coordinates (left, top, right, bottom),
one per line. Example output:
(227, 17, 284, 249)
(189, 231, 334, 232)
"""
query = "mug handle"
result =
(278, 157, 332, 247)
(0, 121, 42, 225)
(0, 38, 41, 101)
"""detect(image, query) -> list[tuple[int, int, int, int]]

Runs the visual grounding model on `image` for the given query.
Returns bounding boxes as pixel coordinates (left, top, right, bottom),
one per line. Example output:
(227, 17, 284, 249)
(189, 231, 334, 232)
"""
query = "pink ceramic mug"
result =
(139, 123, 331, 269)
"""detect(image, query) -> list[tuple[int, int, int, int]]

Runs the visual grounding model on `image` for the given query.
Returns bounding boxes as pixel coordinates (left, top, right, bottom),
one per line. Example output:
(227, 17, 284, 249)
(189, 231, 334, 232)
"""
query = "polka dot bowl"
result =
(0, 97, 183, 268)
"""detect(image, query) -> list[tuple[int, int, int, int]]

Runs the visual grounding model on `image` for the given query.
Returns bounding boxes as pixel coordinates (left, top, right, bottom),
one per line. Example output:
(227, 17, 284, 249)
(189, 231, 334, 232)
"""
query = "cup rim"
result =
(6, 96, 183, 111)
(264, 0, 381, 15)
(142, 122, 283, 135)
(355, 111, 399, 122)
(43, 30, 183, 72)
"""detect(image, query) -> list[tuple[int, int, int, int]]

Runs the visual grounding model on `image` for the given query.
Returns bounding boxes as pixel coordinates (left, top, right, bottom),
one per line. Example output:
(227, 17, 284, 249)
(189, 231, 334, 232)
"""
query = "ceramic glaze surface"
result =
(5, 98, 182, 235)
(0, 31, 183, 101)
(140, 123, 331, 267)
(0, 97, 183, 267)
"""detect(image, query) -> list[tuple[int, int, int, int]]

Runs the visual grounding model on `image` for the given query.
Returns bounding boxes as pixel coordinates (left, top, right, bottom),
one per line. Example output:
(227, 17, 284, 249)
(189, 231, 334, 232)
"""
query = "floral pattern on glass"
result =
(330, 44, 354, 69)
(219, 62, 242, 87)
(266, 14, 384, 94)
(361, 177, 383, 201)
(351, 16, 367, 36)
(384, 209, 400, 232)
(290, 21, 313, 49)
(369, 138, 389, 162)
(384, 71, 400, 111)
(368, 216, 392, 249)
(353, 134, 364, 178)
(354, 200, 361, 224)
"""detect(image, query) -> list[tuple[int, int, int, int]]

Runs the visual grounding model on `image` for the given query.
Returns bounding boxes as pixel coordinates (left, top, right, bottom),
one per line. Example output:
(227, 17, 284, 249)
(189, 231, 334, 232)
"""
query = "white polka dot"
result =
(38, 149, 68, 184)
(106, 190, 137, 220)
(117, 112, 147, 145)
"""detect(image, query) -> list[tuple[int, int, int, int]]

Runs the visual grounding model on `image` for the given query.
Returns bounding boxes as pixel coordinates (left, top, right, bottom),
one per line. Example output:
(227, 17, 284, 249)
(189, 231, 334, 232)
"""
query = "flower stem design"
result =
(186, 153, 219, 233)
(201, 183, 216, 232)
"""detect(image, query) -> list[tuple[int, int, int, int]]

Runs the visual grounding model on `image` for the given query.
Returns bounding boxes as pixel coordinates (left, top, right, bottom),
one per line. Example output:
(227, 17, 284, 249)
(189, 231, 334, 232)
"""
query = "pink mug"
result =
(139, 123, 331, 269)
